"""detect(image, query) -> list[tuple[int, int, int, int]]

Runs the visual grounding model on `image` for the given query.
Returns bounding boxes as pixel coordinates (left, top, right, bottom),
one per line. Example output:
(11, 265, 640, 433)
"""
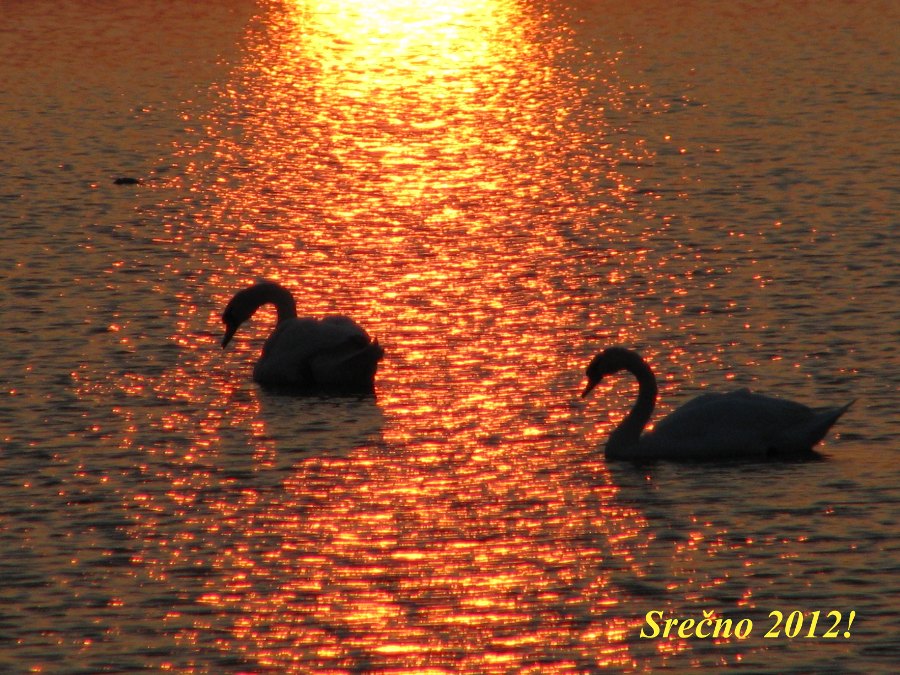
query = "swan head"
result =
(221, 294, 255, 348)
(221, 308, 243, 348)
(581, 347, 637, 397)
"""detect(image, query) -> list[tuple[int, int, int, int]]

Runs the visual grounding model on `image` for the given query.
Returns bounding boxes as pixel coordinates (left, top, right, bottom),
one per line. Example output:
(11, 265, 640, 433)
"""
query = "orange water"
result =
(1, 1, 897, 672)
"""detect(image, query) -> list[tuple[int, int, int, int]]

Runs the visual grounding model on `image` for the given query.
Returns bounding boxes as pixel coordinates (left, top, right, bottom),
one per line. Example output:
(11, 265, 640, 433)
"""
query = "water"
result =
(1, 0, 897, 672)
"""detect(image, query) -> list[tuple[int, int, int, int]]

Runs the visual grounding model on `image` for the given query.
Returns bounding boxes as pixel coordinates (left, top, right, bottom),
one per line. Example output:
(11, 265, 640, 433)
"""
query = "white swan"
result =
(221, 281, 383, 393)
(581, 347, 852, 461)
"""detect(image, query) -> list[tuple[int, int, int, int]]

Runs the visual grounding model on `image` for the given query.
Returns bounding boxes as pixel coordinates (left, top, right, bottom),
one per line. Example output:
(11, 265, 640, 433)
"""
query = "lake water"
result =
(1, 1, 897, 672)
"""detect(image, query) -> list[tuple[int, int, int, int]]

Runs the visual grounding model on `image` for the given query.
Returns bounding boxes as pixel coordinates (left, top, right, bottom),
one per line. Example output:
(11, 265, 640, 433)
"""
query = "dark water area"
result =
(1, 1, 897, 672)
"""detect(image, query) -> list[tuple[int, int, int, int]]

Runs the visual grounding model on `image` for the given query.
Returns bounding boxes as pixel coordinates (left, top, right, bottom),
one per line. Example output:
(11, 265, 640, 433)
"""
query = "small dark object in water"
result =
(113, 177, 141, 185)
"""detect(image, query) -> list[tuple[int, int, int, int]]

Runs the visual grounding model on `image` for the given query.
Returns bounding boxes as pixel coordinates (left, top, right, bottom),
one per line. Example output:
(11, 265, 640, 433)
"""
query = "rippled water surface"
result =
(1, 1, 898, 672)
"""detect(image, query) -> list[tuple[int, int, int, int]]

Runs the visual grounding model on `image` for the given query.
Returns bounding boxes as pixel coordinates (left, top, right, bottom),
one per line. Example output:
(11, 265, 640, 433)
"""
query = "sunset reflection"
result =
(178, 452, 652, 672)
(3, 0, 890, 670)
(129, 0, 663, 670)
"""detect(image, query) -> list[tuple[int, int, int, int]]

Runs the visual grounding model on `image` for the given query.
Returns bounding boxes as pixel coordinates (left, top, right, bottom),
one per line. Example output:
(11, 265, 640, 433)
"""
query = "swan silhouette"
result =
(581, 347, 852, 461)
(221, 281, 383, 393)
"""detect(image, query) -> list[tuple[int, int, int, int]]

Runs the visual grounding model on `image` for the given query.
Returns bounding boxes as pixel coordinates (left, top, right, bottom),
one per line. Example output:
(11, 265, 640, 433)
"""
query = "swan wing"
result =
(253, 316, 381, 388)
(253, 318, 324, 385)
(307, 316, 383, 387)
(653, 389, 806, 435)
(647, 390, 845, 459)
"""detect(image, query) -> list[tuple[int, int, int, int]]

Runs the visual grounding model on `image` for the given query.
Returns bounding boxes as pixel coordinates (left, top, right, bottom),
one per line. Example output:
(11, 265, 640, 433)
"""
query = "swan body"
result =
(221, 281, 383, 393)
(581, 347, 852, 461)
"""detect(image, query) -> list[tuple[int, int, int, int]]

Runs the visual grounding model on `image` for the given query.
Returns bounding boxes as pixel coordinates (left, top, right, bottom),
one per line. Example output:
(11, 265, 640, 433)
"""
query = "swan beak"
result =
(581, 377, 600, 398)
(222, 324, 237, 349)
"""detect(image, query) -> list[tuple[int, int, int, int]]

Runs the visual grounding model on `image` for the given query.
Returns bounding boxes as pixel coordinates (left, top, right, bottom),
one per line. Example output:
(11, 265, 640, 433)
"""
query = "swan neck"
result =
(254, 282, 297, 324)
(607, 353, 657, 453)
(270, 288, 297, 324)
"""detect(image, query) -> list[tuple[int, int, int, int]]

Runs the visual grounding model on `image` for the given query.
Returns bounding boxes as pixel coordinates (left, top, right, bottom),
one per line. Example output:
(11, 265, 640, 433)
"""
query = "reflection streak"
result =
(122, 0, 679, 671)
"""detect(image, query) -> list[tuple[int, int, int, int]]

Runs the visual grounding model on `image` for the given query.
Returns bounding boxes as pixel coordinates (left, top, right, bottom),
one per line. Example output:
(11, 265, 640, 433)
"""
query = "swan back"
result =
(253, 315, 383, 390)
(651, 391, 851, 455)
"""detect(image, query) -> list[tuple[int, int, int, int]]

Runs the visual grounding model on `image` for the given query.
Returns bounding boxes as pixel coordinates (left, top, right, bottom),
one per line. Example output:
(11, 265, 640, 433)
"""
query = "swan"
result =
(221, 281, 383, 393)
(581, 347, 852, 461)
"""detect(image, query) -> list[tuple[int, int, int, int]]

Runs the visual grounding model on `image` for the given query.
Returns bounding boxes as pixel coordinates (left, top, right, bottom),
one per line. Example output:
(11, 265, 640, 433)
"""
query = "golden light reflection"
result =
(87, 0, 741, 671)
(174, 451, 650, 672)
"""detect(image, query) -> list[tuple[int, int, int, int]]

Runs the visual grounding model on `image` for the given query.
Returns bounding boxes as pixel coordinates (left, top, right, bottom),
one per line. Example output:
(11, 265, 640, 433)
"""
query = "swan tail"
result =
(805, 399, 854, 448)
(308, 339, 384, 389)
